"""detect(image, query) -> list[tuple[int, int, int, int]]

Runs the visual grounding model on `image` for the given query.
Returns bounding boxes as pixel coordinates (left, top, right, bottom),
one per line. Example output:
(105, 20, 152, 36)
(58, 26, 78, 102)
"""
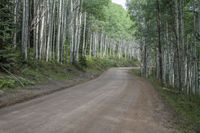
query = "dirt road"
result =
(0, 68, 175, 133)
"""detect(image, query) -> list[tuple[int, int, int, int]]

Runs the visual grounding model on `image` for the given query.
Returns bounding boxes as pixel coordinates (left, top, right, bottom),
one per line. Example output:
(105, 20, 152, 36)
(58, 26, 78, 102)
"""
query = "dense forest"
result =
(0, 0, 138, 65)
(127, 0, 200, 95)
(1, 0, 200, 94)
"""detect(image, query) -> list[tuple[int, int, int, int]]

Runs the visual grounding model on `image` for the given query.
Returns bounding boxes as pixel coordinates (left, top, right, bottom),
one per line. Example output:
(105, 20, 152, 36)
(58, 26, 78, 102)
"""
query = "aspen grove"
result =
(0, 0, 139, 65)
(127, 0, 200, 95)
(1, 0, 200, 96)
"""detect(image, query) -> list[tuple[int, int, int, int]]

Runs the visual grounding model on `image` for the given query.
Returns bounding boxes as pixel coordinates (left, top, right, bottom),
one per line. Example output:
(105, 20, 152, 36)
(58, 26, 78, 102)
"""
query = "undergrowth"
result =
(132, 69, 200, 133)
(0, 56, 137, 91)
(156, 85, 200, 133)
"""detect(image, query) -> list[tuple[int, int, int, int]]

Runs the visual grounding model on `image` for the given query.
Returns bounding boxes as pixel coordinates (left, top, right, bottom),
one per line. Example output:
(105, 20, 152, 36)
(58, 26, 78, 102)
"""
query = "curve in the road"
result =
(0, 68, 175, 133)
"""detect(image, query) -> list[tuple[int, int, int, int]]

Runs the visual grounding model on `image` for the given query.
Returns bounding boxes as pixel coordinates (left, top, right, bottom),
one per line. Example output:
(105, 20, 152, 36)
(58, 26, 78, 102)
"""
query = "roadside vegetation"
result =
(150, 78, 200, 133)
(132, 69, 200, 133)
(0, 57, 137, 91)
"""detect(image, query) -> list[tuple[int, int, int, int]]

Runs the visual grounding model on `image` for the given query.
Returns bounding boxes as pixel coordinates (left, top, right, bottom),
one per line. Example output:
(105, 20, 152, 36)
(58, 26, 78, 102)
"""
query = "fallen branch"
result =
(1, 66, 24, 87)
(162, 87, 179, 94)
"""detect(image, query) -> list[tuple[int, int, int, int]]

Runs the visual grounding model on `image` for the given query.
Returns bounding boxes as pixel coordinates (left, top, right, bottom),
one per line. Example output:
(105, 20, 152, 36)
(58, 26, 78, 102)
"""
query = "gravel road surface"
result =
(0, 68, 175, 133)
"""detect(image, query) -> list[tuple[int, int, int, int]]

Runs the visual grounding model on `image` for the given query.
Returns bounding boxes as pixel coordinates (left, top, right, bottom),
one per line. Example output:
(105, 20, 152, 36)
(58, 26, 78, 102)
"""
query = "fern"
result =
(0, 77, 15, 88)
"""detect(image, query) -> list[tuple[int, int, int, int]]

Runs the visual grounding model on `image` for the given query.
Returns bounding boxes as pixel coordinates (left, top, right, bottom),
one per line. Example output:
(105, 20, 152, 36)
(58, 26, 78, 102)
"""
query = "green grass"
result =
(132, 69, 200, 133)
